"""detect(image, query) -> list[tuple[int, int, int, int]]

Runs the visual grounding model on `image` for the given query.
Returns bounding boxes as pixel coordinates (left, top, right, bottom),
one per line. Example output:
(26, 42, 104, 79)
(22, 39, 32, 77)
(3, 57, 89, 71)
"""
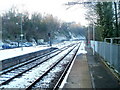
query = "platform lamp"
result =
(20, 13, 24, 51)
(85, 17, 95, 55)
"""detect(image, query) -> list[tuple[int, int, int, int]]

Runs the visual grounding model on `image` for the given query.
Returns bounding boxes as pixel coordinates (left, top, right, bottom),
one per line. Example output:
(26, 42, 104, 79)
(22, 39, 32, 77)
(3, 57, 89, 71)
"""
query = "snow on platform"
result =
(0, 41, 84, 61)
(0, 46, 50, 61)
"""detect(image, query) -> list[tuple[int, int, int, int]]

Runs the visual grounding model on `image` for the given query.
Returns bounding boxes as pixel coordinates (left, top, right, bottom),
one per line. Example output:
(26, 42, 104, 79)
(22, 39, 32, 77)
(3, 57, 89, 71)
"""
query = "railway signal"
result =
(48, 33, 52, 46)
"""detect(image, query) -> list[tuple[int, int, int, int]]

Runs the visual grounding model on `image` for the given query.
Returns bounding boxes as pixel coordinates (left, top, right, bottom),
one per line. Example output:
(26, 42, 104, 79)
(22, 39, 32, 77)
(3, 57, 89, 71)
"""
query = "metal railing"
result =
(90, 40, 120, 73)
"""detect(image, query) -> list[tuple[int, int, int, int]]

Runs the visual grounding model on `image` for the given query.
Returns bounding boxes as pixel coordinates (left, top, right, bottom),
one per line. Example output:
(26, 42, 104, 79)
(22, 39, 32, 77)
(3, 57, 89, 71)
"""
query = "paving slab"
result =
(86, 46, 120, 89)
(63, 46, 120, 89)
(63, 54, 92, 88)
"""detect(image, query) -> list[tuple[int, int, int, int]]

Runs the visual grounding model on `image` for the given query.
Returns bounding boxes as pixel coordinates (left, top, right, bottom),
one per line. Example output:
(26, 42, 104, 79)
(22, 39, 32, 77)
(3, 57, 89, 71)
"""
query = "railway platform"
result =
(63, 46, 120, 89)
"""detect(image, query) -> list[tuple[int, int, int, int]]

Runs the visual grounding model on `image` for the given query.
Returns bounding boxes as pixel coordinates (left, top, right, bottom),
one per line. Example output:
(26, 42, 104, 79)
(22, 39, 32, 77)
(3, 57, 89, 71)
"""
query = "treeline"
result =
(1, 7, 85, 43)
(86, 2, 120, 42)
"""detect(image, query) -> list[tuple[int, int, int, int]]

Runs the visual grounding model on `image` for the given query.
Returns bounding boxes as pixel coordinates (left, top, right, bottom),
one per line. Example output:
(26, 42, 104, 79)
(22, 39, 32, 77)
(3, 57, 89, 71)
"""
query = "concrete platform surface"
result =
(63, 46, 120, 89)
(86, 47, 120, 89)
(63, 54, 92, 88)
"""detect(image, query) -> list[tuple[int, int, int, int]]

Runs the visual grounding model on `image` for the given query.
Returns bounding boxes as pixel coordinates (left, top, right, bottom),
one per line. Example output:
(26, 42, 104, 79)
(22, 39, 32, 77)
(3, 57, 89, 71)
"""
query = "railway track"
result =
(0, 42, 80, 89)
(0, 44, 73, 75)
(31, 43, 81, 90)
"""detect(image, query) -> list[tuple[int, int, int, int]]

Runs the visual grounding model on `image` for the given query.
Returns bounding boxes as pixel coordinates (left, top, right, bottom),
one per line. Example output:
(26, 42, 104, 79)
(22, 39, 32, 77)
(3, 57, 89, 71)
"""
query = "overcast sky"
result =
(0, 0, 88, 26)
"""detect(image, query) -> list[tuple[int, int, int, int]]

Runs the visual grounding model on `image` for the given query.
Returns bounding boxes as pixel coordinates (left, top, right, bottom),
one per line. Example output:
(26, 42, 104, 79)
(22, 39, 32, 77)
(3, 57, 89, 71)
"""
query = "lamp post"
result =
(19, 4, 25, 51)
(92, 22, 95, 55)
(86, 17, 95, 55)
(0, 15, 2, 43)
(114, 2, 119, 38)
(20, 13, 23, 51)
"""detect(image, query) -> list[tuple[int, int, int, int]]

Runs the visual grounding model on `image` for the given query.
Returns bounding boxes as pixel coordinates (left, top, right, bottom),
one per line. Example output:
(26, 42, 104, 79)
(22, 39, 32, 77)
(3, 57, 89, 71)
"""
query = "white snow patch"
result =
(0, 41, 80, 61)
(59, 44, 80, 88)
(77, 40, 87, 55)
(0, 46, 74, 88)
(0, 46, 50, 61)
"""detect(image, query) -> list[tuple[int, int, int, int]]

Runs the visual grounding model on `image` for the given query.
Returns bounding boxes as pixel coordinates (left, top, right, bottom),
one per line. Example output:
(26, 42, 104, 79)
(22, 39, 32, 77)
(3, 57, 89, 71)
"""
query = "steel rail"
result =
(0, 48, 57, 75)
(53, 43, 81, 90)
(0, 44, 76, 86)
(0, 43, 75, 75)
(26, 44, 78, 90)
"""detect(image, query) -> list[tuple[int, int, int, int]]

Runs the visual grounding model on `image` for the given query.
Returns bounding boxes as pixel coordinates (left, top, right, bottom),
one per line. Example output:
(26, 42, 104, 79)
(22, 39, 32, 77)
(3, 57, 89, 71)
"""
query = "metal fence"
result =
(90, 40, 120, 73)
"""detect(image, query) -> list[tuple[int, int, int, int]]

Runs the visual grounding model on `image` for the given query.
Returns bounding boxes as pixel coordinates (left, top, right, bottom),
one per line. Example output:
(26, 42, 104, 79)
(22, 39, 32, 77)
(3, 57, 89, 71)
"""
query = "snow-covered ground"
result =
(0, 40, 86, 61)
(77, 40, 87, 55)
(59, 41, 87, 88)
(0, 46, 50, 61)
(0, 40, 87, 88)
(0, 45, 75, 88)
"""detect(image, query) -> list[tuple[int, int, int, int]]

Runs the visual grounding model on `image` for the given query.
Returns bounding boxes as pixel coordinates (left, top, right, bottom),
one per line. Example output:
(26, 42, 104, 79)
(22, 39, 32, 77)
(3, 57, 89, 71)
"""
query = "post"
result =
(93, 23, 95, 55)
(110, 38, 112, 64)
(0, 16, 2, 43)
(114, 2, 119, 38)
(104, 38, 106, 59)
(48, 33, 52, 46)
(88, 26, 90, 46)
(20, 14, 23, 51)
